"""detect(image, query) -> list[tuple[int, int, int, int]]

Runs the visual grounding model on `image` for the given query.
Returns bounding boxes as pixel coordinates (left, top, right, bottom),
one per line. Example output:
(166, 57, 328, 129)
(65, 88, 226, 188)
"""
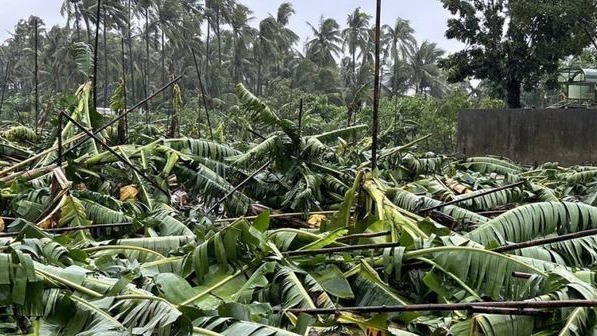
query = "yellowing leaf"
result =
(39, 219, 54, 229)
(308, 214, 327, 227)
(120, 185, 138, 202)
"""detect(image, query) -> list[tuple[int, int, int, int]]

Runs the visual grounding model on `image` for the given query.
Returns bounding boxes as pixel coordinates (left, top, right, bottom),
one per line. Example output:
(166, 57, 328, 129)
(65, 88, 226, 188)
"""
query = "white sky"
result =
(0, 0, 463, 53)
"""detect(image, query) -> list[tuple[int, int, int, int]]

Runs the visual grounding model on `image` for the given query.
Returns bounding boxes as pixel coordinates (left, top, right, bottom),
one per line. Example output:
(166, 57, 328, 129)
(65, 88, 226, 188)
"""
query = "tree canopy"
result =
(440, 0, 597, 107)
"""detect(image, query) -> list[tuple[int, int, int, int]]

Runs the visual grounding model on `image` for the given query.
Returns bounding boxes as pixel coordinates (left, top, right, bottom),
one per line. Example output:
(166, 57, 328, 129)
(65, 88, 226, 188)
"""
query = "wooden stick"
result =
(213, 210, 344, 223)
(278, 299, 597, 315)
(61, 112, 169, 195)
(494, 227, 597, 253)
(0, 222, 133, 238)
(419, 181, 525, 213)
(207, 161, 271, 215)
(512, 272, 533, 279)
(336, 231, 391, 241)
(282, 242, 402, 257)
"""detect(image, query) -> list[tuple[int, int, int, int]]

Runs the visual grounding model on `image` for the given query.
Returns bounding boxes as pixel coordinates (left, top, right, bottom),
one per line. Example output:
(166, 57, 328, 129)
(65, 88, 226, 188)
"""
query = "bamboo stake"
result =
(419, 181, 525, 213)
(512, 271, 533, 279)
(0, 223, 133, 238)
(279, 299, 597, 315)
(52, 76, 181, 164)
(336, 231, 391, 241)
(494, 227, 597, 253)
(61, 112, 169, 195)
(207, 161, 271, 215)
(282, 242, 402, 257)
(213, 210, 344, 223)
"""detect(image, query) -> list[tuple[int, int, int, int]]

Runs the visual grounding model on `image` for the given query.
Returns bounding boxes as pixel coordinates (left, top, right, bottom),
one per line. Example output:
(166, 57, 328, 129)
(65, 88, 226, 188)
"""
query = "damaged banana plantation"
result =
(3, 0, 597, 335)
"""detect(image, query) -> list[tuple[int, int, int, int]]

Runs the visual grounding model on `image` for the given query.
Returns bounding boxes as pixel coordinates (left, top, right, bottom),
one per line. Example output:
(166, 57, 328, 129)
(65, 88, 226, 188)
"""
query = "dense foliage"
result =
(0, 78, 594, 334)
(440, 0, 597, 108)
(2, 1, 597, 335)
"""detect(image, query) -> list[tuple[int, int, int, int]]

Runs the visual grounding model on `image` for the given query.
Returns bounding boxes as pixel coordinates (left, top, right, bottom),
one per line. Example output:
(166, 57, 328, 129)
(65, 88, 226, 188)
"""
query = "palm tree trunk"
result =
(145, 8, 150, 123)
(352, 49, 356, 81)
(119, 37, 127, 145)
(216, 6, 222, 66)
(257, 59, 261, 96)
(161, 29, 166, 106)
(127, 0, 135, 105)
(205, 19, 211, 77)
(84, 16, 92, 45)
(93, 0, 102, 114)
(393, 62, 399, 110)
(103, 10, 109, 108)
(34, 18, 39, 135)
(75, 12, 82, 41)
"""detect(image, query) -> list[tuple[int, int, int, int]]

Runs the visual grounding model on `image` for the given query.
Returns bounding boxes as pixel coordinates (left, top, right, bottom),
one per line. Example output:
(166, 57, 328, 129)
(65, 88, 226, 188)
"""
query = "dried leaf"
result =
(120, 185, 138, 202)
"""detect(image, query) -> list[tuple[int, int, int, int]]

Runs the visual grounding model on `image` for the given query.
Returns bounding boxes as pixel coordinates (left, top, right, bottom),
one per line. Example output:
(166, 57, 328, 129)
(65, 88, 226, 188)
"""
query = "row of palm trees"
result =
(0, 0, 447, 123)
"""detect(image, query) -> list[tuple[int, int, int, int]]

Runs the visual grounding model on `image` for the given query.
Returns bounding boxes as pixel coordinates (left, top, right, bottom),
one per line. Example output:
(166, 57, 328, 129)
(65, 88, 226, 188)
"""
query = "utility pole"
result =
(371, 0, 382, 170)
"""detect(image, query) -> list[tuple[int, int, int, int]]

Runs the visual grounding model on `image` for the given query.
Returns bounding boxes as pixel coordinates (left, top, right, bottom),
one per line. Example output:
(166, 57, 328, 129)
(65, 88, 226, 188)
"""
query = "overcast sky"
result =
(0, 0, 463, 53)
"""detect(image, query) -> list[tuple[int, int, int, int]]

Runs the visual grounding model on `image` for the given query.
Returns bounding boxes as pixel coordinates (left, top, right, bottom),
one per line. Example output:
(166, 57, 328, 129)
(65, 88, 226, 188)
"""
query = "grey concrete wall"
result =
(458, 109, 597, 166)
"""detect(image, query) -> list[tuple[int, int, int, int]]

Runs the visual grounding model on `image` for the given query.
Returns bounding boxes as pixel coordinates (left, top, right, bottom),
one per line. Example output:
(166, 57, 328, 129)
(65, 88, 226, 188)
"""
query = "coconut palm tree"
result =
(342, 8, 371, 82)
(383, 18, 416, 100)
(306, 17, 342, 68)
(275, 3, 299, 76)
(254, 17, 278, 95)
(405, 40, 445, 96)
(223, 4, 255, 88)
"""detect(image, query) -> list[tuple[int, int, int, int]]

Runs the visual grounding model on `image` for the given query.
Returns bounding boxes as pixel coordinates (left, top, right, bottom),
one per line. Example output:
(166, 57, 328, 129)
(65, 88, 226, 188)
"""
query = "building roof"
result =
(559, 68, 597, 83)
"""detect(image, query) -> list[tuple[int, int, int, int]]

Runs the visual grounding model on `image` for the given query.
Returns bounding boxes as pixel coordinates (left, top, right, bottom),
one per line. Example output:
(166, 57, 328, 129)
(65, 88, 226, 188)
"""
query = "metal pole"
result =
(371, 0, 382, 170)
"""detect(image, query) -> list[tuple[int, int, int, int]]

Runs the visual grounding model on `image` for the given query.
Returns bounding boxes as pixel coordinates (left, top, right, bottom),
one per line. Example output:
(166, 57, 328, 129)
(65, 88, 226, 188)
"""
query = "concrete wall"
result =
(458, 109, 597, 166)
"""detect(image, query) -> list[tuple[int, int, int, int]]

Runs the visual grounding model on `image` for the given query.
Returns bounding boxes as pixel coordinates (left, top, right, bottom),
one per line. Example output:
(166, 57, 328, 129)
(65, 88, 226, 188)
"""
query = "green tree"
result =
(306, 17, 342, 68)
(342, 8, 371, 83)
(440, 0, 597, 108)
(405, 40, 445, 96)
(382, 18, 415, 101)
